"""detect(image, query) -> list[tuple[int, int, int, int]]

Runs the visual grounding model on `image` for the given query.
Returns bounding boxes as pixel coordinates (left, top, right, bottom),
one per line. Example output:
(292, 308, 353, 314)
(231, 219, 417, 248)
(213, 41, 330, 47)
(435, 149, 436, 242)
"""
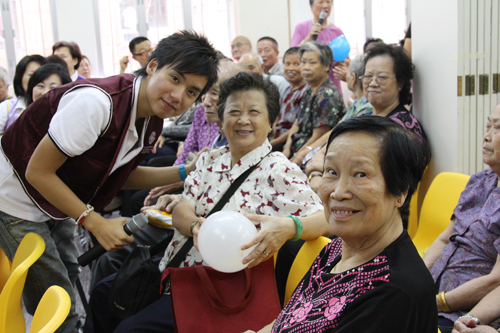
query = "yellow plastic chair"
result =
(284, 236, 331, 305)
(30, 285, 71, 333)
(412, 172, 470, 256)
(0, 232, 46, 333)
(0, 248, 11, 294)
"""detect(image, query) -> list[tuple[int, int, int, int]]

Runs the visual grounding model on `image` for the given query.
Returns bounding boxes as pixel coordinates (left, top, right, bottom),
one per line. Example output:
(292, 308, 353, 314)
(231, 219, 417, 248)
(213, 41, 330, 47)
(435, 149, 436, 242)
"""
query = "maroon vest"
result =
(1, 74, 163, 220)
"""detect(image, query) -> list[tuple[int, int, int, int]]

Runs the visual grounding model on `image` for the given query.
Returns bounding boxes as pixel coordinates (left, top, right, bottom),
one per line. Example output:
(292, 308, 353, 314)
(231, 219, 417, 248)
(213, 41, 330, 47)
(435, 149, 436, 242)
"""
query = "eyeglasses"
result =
(360, 74, 395, 85)
(133, 48, 154, 57)
(231, 42, 249, 50)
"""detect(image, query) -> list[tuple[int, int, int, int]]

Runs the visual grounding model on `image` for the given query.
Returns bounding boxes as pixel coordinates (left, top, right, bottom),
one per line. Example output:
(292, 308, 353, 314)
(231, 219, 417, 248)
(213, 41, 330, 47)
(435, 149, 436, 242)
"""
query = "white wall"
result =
(52, 0, 101, 76)
(412, 0, 458, 192)
(237, 0, 290, 57)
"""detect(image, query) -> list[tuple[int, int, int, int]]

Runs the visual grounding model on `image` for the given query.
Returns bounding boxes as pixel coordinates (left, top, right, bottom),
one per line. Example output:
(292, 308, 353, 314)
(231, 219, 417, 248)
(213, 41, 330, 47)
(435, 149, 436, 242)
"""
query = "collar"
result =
(213, 140, 272, 179)
(70, 71, 79, 82)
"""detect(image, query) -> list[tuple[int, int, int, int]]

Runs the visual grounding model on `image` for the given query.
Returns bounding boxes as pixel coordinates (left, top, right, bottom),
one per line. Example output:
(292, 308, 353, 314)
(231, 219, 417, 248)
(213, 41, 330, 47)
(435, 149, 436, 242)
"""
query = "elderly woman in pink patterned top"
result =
(247, 116, 435, 333)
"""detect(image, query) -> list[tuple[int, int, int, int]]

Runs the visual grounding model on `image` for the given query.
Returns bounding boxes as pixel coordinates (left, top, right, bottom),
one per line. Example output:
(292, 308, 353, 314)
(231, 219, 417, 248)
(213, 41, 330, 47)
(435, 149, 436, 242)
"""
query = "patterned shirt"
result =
(173, 105, 220, 166)
(273, 232, 437, 332)
(431, 169, 500, 323)
(387, 104, 427, 142)
(275, 83, 308, 138)
(159, 140, 323, 270)
(291, 79, 345, 154)
(340, 96, 373, 122)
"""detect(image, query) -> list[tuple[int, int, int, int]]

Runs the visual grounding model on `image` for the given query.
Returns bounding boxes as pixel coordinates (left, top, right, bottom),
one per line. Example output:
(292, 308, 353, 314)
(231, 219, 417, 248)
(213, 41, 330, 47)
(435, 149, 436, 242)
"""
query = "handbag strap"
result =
(165, 152, 270, 269)
(194, 265, 252, 313)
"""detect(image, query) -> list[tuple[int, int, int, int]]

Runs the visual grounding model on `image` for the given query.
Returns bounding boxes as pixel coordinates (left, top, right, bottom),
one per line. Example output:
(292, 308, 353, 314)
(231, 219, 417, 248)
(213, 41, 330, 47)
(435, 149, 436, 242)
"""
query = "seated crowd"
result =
(0, 1, 498, 332)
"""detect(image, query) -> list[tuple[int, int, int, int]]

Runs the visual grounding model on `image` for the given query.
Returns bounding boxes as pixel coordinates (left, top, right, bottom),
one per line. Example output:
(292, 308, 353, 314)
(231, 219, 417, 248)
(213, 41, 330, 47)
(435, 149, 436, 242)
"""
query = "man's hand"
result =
(83, 212, 134, 251)
(119, 56, 129, 74)
(142, 193, 182, 214)
(152, 135, 165, 154)
(143, 182, 183, 206)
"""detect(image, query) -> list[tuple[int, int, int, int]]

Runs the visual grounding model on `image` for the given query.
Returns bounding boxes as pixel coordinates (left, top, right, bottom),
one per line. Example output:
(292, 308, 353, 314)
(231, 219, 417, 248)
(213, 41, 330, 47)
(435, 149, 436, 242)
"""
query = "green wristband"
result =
(289, 215, 303, 241)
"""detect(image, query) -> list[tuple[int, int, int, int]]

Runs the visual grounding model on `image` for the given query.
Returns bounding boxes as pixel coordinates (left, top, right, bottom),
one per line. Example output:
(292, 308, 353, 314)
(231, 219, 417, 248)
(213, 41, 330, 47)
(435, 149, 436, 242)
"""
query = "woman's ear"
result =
(396, 192, 408, 208)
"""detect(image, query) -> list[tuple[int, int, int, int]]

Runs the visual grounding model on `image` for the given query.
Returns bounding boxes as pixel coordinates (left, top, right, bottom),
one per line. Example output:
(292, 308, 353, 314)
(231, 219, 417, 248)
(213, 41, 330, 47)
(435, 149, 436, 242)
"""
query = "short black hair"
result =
(363, 38, 384, 53)
(52, 41, 83, 70)
(326, 115, 431, 228)
(283, 47, 300, 62)
(26, 64, 72, 105)
(13, 55, 48, 97)
(217, 72, 280, 128)
(135, 30, 219, 100)
(364, 43, 414, 105)
(257, 36, 279, 50)
(45, 55, 70, 74)
(129, 36, 150, 54)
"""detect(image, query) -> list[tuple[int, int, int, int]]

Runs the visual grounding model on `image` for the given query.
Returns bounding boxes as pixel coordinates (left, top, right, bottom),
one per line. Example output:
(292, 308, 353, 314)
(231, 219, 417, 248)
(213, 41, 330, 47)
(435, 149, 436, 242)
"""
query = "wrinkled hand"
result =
(84, 213, 134, 251)
(241, 214, 295, 268)
(119, 55, 129, 73)
(143, 183, 183, 206)
(192, 217, 206, 250)
(307, 22, 323, 42)
(332, 61, 349, 82)
(152, 135, 165, 154)
(141, 193, 182, 214)
(452, 317, 496, 333)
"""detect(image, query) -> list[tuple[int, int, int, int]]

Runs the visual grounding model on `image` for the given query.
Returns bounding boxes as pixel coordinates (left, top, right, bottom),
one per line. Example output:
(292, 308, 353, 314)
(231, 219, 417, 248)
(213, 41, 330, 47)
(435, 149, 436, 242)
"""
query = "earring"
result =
(397, 198, 402, 204)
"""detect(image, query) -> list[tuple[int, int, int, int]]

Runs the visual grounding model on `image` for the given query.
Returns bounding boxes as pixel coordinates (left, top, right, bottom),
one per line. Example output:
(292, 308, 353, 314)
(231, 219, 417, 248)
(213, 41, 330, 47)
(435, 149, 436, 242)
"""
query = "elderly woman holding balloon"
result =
(283, 41, 345, 166)
(245, 116, 436, 333)
(113, 72, 332, 332)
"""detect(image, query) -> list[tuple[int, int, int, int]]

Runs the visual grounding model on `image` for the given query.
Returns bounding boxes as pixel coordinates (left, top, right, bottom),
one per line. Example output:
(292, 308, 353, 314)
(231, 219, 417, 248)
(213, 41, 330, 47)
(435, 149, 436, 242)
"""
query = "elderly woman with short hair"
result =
(425, 103, 500, 333)
(112, 72, 332, 333)
(246, 115, 436, 333)
(283, 41, 345, 165)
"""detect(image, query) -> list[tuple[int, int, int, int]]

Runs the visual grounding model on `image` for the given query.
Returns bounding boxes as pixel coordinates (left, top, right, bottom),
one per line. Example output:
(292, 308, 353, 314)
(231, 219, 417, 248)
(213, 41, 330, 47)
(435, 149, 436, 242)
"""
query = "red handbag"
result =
(165, 258, 281, 333)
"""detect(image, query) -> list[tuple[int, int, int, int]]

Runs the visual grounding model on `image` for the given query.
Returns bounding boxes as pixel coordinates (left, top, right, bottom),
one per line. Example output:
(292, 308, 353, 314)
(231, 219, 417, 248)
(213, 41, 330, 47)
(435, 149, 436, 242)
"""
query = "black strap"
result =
(165, 154, 269, 269)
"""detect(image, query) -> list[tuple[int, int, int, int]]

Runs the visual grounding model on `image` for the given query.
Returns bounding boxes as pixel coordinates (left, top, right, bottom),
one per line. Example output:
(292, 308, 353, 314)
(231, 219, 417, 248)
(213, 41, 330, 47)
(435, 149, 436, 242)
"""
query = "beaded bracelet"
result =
(179, 164, 187, 181)
(288, 215, 303, 241)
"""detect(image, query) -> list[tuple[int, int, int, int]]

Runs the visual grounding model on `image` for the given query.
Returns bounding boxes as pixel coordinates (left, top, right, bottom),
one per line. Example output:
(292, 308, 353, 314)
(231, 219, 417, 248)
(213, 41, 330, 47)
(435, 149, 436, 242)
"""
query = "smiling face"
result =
(300, 51, 329, 87)
(132, 40, 153, 67)
(143, 59, 208, 119)
(283, 53, 304, 88)
(483, 104, 500, 175)
(54, 46, 77, 76)
(257, 40, 279, 73)
(363, 55, 400, 115)
(318, 131, 403, 244)
(32, 73, 63, 102)
(223, 89, 271, 162)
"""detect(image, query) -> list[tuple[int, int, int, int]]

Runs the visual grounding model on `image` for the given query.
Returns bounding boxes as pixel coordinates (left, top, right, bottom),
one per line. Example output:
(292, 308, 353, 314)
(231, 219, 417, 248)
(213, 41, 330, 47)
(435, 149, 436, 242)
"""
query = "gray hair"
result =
(0, 67, 10, 86)
(349, 54, 366, 89)
(299, 41, 333, 72)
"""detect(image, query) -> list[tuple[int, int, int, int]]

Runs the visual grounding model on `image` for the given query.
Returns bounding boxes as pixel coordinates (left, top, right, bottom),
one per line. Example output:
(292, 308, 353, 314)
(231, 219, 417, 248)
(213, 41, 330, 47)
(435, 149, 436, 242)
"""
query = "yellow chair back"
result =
(412, 172, 470, 256)
(0, 249, 11, 294)
(0, 233, 46, 333)
(284, 237, 331, 305)
(30, 285, 71, 333)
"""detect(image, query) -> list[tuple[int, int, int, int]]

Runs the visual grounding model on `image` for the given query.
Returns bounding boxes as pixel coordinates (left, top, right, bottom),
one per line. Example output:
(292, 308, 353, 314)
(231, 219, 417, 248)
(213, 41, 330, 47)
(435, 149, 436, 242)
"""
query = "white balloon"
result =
(198, 211, 258, 273)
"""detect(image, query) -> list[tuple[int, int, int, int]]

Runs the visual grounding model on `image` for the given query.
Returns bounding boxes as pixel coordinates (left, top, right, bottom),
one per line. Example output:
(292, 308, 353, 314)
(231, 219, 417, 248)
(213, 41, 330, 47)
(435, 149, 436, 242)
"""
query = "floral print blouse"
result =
(159, 140, 323, 271)
(291, 78, 345, 155)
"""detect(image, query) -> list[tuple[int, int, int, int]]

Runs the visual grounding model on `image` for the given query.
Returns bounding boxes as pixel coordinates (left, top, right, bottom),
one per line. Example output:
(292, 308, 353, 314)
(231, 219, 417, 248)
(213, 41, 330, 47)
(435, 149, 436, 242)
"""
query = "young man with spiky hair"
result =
(0, 31, 218, 332)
